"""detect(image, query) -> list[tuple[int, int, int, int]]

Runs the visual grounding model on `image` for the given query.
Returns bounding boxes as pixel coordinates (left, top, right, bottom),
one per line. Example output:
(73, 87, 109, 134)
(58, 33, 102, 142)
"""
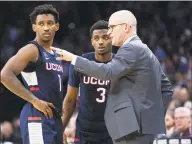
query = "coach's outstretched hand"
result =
(51, 47, 74, 62)
(32, 99, 55, 118)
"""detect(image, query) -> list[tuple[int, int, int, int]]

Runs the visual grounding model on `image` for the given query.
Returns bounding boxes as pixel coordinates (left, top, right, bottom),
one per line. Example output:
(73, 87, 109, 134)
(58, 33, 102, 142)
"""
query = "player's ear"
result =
(32, 24, 36, 32)
(91, 38, 94, 46)
(55, 23, 60, 31)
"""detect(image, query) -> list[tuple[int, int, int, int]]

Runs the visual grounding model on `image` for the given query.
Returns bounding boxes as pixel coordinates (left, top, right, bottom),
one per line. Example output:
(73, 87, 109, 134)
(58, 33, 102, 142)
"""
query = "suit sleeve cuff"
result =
(71, 55, 78, 65)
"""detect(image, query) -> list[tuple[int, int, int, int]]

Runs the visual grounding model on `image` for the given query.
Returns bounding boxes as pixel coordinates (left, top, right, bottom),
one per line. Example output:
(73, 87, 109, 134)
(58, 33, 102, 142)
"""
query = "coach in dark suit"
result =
(52, 10, 173, 144)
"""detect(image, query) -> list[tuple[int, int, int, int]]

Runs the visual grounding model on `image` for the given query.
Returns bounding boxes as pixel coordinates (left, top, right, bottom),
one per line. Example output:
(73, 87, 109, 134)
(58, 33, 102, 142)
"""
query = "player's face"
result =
(32, 14, 59, 43)
(91, 29, 112, 55)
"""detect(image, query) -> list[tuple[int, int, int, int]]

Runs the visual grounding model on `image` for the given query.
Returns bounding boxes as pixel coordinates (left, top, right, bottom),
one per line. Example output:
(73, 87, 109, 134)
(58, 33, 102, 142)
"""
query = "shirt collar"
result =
(123, 35, 137, 45)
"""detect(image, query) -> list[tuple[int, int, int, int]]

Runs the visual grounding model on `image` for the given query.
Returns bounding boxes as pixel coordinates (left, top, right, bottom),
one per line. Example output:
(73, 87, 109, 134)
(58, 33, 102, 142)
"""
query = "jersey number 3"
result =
(96, 87, 106, 103)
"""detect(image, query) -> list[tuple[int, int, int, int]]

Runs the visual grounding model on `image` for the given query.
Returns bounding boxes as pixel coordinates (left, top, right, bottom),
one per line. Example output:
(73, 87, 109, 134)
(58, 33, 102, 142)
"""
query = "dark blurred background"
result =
(0, 1, 191, 143)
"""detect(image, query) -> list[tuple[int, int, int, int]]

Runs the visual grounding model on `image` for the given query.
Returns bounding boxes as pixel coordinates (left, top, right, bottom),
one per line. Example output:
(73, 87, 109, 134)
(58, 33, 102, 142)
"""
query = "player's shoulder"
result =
(20, 41, 39, 52)
(16, 41, 39, 62)
(82, 52, 95, 59)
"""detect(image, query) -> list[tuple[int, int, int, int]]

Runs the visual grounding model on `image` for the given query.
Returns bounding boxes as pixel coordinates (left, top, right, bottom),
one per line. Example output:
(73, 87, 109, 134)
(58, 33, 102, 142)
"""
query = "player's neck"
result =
(95, 53, 112, 62)
(34, 38, 53, 53)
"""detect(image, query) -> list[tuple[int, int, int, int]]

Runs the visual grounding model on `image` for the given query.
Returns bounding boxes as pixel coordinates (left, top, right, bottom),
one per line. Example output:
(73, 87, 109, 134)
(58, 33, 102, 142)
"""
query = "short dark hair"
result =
(29, 4, 59, 24)
(90, 20, 108, 37)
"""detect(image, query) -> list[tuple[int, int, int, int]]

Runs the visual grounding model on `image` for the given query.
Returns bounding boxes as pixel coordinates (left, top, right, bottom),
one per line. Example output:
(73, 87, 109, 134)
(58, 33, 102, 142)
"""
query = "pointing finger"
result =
(52, 48, 64, 54)
(51, 47, 61, 51)
(56, 57, 64, 60)
(56, 51, 65, 55)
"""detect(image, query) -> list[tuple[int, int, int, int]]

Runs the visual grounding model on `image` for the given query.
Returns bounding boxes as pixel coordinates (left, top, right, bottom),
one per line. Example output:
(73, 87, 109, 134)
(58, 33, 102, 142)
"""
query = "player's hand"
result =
(51, 47, 74, 62)
(32, 99, 55, 118)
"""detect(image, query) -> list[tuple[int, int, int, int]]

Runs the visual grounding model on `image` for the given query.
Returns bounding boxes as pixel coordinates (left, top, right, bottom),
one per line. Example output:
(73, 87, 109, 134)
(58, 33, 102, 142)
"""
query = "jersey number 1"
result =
(96, 87, 106, 103)
(58, 74, 61, 91)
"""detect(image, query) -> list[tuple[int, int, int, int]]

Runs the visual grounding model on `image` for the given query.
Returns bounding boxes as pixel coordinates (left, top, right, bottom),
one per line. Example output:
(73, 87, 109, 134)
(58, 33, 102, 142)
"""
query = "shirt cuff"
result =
(71, 55, 78, 65)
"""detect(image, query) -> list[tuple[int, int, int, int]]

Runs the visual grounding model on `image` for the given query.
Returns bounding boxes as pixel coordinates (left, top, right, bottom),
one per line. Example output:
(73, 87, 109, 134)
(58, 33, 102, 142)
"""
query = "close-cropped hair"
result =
(29, 4, 59, 24)
(90, 20, 108, 37)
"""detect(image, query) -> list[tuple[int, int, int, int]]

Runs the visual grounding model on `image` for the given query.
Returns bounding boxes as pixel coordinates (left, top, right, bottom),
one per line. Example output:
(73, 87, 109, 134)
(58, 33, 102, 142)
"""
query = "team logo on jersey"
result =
(83, 76, 110, 85)
(46, 62, 63, 72)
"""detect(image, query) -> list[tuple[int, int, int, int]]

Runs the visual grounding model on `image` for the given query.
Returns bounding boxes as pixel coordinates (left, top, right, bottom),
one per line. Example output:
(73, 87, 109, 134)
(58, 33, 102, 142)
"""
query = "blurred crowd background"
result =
(0, 1, 191, 144)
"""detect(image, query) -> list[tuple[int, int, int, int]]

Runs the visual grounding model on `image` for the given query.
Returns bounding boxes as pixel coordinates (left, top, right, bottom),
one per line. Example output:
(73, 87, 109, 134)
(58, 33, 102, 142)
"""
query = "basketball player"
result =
(1, 4, 69, 144)
(62, 20, 113, 144)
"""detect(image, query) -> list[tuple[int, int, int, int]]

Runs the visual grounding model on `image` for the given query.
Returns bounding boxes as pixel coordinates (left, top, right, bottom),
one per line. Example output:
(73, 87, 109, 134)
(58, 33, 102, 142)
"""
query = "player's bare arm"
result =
(62, 85, 78, 130)
(1, 44, 54, 118)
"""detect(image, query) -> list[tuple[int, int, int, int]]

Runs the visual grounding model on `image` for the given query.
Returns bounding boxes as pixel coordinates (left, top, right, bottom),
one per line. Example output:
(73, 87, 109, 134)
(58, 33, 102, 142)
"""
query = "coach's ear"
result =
(54, 23, 60, 31)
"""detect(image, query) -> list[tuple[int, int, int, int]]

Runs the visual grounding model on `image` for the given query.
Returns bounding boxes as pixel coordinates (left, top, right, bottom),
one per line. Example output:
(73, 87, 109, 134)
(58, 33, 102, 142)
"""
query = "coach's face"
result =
(107, 18, 127, 47)
(91, 29, 112, 55)
(32, 14, 59, 43)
